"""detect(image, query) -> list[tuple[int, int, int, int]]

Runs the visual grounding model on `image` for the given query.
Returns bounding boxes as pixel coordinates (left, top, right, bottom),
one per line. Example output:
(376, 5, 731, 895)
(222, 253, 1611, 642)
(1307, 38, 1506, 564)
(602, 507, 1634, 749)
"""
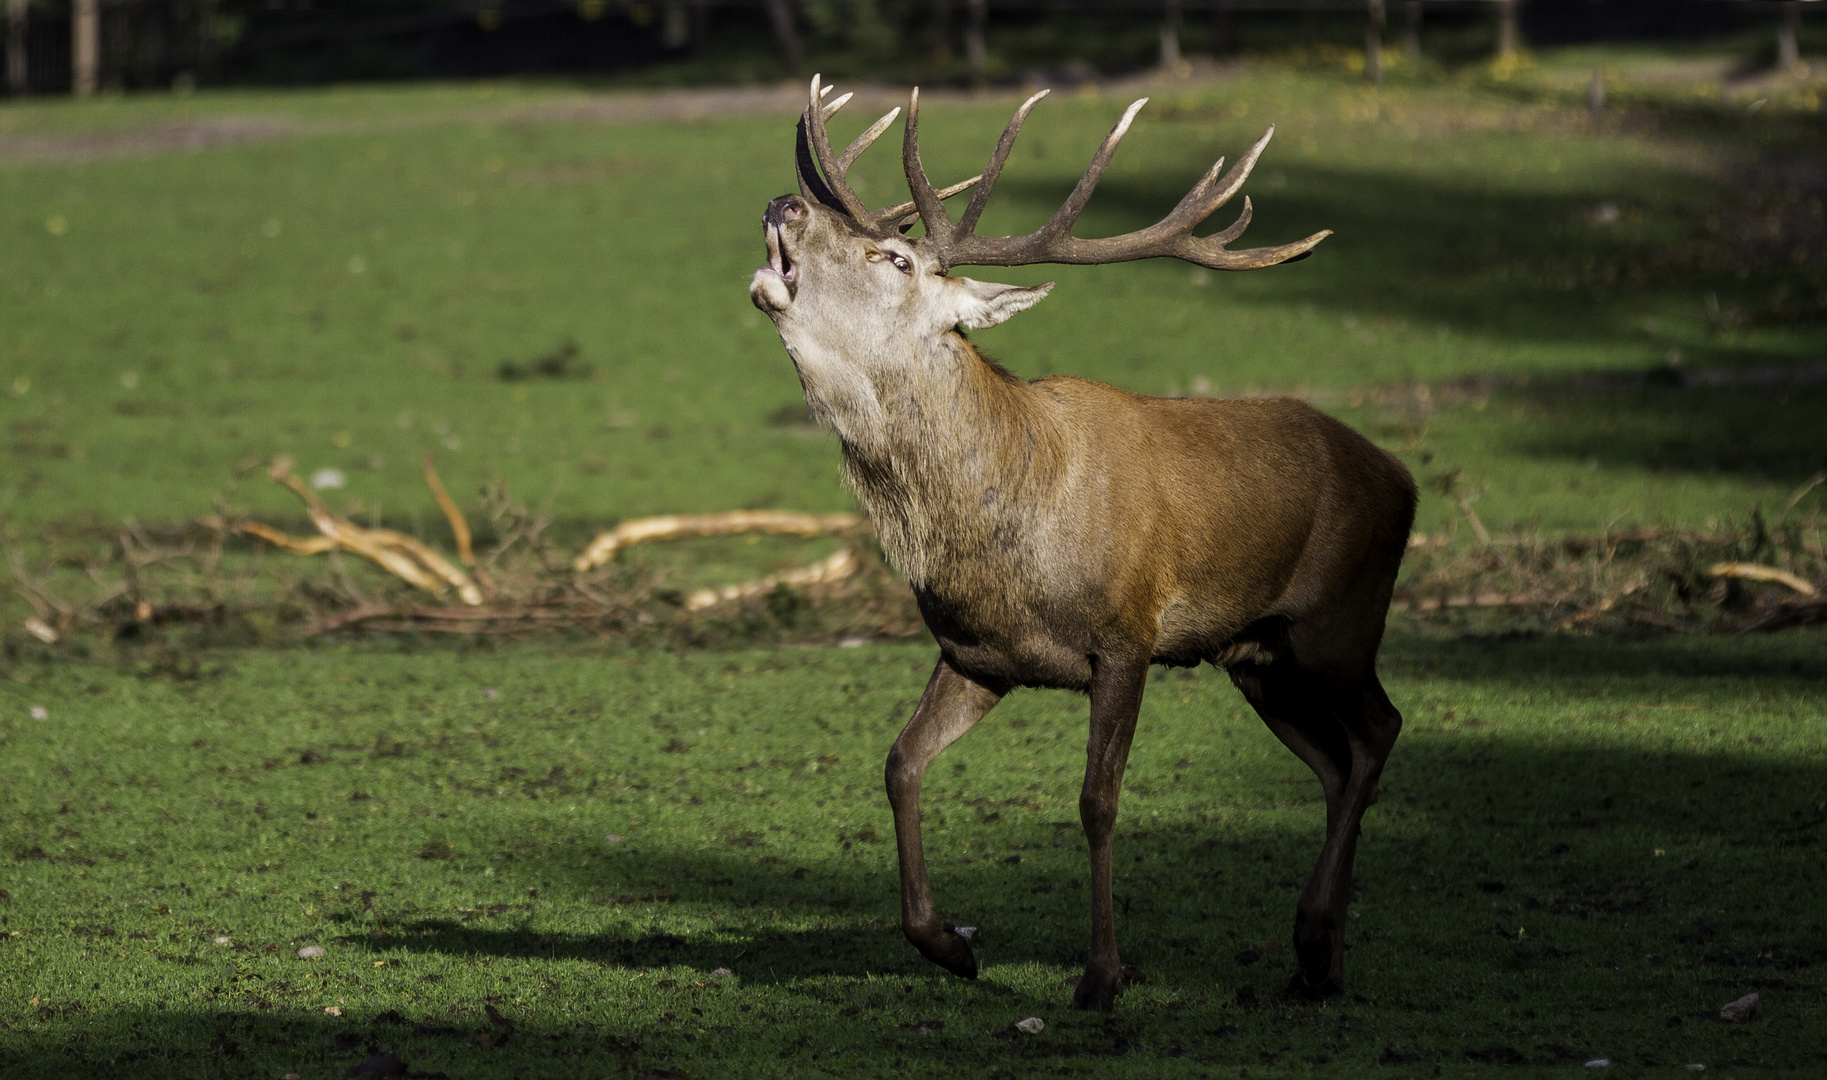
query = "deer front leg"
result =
(1071, 651, 1150, 1012)
(885, 655, 1008, 979)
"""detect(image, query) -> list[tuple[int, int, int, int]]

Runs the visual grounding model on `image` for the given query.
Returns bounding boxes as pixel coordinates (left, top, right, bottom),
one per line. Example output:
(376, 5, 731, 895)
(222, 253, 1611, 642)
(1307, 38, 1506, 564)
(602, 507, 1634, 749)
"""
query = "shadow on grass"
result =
(1002, 161, 1814, 365)
(987, 151, 1824, 482)
(7, 633, 1825, 1077)
(1493, 377, 1827, 482)
(326, 633, 1827, 974)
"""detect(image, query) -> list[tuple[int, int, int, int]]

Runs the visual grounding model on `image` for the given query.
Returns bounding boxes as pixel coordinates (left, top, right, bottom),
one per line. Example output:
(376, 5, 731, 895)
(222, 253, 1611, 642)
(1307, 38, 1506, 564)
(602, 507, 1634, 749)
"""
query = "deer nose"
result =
(765, 195, 805, 228)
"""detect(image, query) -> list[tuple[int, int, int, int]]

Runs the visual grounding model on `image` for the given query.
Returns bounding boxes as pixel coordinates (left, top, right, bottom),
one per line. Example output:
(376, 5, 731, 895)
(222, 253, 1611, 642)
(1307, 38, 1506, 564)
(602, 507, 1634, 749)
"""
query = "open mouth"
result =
(764, 223, 797, 285)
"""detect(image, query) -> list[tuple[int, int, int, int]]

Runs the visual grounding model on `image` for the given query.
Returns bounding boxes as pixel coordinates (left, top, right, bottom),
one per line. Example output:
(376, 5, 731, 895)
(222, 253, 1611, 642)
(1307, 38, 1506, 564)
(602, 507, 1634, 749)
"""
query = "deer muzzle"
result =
(751, 195, 803, 315)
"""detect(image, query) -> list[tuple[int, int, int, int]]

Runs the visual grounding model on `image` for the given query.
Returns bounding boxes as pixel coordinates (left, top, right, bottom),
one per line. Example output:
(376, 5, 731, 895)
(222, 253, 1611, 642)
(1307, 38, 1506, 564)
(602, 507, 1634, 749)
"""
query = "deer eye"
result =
(889, 253, 912, 274)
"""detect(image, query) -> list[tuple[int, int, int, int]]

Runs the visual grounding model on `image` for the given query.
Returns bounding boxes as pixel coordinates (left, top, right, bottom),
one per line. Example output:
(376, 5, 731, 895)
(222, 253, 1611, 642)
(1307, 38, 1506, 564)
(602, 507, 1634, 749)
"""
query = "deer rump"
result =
(751, 77, 1418, 1010)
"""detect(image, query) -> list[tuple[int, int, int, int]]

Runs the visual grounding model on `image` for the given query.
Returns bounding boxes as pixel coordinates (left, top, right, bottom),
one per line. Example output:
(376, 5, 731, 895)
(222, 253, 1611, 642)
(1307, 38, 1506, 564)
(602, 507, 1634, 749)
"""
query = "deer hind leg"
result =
(885, 655, 1008, 979)
(1071, 650, 1151, 1012)
(1228, 658, 1401, 999)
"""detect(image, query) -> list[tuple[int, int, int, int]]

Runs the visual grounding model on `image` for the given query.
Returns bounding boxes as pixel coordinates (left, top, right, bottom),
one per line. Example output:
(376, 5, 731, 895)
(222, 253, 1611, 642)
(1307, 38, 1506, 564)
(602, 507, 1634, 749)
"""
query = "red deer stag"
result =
(749, 77, 1417, 1009)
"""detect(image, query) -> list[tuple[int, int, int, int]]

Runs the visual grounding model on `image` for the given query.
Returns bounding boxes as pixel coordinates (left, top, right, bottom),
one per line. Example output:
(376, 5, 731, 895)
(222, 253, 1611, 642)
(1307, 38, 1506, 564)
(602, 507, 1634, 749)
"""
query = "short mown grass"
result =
(3, 60, 1822, 545)
(3, 634, 1825, 1077)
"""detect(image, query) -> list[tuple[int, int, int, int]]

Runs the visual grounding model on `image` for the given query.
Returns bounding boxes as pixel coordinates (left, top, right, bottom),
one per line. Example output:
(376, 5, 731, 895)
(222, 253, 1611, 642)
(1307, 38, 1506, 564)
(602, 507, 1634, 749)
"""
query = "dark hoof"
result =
(1069, 970, 1121, 1011)
(910, 924, 979, 979)
(1287, 969, 1344, 1001)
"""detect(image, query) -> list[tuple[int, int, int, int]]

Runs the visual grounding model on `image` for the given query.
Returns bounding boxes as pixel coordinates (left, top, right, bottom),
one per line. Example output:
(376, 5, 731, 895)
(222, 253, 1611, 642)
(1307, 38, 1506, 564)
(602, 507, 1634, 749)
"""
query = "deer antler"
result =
(797, 75, 981, 235)
(902, 88, 1332, 272)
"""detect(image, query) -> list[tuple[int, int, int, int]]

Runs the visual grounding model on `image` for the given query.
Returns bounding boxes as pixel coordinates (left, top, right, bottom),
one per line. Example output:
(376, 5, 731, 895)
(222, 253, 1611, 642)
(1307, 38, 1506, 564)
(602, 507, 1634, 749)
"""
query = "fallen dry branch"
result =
(422, 452, 476, 567)
(1390, 590, 1543, 614)
(574, 510, 864, 571)
(233, 459, 484, 606)
(1396, 514, 1825, 635)
(204, 462, 885, 637)
(307, 603, 610, 635)
(1708, 561, 1818, 596)
(685, 547, 860, 611)
(7, 465, 1822, 651)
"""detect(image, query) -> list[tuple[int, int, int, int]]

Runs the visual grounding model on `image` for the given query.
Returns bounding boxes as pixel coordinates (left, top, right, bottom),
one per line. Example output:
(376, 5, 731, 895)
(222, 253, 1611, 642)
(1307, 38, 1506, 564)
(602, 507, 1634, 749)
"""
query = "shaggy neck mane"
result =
(832, 331, 1063, 588)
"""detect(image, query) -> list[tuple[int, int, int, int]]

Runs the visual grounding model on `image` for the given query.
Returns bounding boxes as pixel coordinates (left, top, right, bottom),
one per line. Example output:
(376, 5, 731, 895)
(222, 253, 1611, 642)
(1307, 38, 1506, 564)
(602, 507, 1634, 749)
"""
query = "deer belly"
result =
(913, 587, 1098, 691)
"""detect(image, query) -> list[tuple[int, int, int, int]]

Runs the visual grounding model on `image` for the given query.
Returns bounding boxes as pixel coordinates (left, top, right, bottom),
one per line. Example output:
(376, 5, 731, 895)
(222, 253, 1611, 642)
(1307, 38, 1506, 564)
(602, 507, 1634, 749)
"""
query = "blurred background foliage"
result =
(2, 0, 1824, 94)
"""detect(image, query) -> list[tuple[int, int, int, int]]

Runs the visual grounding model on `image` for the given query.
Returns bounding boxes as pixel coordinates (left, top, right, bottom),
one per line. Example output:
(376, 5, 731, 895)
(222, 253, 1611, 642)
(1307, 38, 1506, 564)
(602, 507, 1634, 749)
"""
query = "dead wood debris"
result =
(221, 460, 869, 626)
(1394, 517, 1826, 634)
(216, 462, 875, 635)
(231, 458, 485, 606)
(573, 510, 864, 571)
(5, 464, 1823, 646)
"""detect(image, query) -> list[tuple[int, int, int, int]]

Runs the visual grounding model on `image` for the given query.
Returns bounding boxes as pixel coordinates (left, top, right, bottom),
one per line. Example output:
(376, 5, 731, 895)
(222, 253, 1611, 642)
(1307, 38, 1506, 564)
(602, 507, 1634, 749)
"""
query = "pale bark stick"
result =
(574, 510, 863, 571)
(685, 547, 860, 611)
(1708, 562, 1817, 596)
(421, 452, 474, 566)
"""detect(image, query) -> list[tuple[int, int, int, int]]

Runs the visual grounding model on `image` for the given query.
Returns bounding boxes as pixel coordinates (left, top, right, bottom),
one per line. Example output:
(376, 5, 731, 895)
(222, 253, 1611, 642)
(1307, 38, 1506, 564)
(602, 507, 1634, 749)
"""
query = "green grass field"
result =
(4, 635, 1826, 1078)
(4, 60, 1823, 542)
(3, 47, 1826, 1079)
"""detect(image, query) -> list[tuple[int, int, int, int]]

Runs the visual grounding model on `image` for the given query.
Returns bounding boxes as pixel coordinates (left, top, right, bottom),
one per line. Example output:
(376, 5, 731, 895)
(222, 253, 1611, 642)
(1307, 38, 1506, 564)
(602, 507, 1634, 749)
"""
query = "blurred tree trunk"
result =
(1496, 0, 1519, 59)
(762, 0, 803, 72)
(1160, 0, 1181, 70)
(662, 0, 690, 50)
(933, 0, 953, 64)
(965, 0, 986, 86)
(1778, 1, 1800, 72)
(74, 0, 99, 97)
(1212, 0, 1233, 57)
(5, 0, 24, 96)
(689, 0, 711, 50)
(1365, 0, 1384, 85)
(1403, 0, 1421, 63)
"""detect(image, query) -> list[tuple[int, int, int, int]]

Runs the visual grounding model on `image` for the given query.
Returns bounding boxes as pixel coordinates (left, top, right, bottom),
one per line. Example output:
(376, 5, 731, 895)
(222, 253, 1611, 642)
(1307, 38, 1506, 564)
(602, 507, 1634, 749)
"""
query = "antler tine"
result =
(1193, 126, 1275, 222)
(1180, 224, 1333, 270)
(920, 100, 1329, 272)
(1207, 195, 1253, 247)
(796, 113, 844, 211)
(956, 89, 1049, 236)
(804, 74, 872, 221)
(901, 88, 954, 242)
(876, 174, 984, 232)
(1036, 97, 1147, 241)
(838, 106, 900, 172)
(1134, 127, 1269, 253)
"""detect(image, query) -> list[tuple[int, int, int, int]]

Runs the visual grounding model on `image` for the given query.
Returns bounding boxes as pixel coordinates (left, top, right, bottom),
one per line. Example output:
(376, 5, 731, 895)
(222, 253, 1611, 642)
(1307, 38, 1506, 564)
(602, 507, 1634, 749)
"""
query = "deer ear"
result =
(948, 278, 1054, 330)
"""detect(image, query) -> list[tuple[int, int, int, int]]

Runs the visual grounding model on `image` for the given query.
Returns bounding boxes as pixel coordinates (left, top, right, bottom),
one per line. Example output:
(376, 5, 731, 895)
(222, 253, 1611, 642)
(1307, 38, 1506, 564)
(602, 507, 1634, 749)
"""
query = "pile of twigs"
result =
(4, 459, 1823, 652)
(5, 456, 917, 648)
(1394, 512, 1826, 635)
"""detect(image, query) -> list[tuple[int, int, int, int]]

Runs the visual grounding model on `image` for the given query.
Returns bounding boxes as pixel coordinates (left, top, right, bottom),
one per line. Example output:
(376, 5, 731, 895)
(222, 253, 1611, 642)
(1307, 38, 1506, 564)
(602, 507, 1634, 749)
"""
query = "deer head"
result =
(749, 76, 1333, 396)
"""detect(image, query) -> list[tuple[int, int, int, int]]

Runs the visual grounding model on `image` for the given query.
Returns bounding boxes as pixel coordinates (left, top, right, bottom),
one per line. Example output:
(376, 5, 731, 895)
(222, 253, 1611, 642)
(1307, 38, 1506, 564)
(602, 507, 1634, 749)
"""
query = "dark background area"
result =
(0, 0, 1813, 95)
